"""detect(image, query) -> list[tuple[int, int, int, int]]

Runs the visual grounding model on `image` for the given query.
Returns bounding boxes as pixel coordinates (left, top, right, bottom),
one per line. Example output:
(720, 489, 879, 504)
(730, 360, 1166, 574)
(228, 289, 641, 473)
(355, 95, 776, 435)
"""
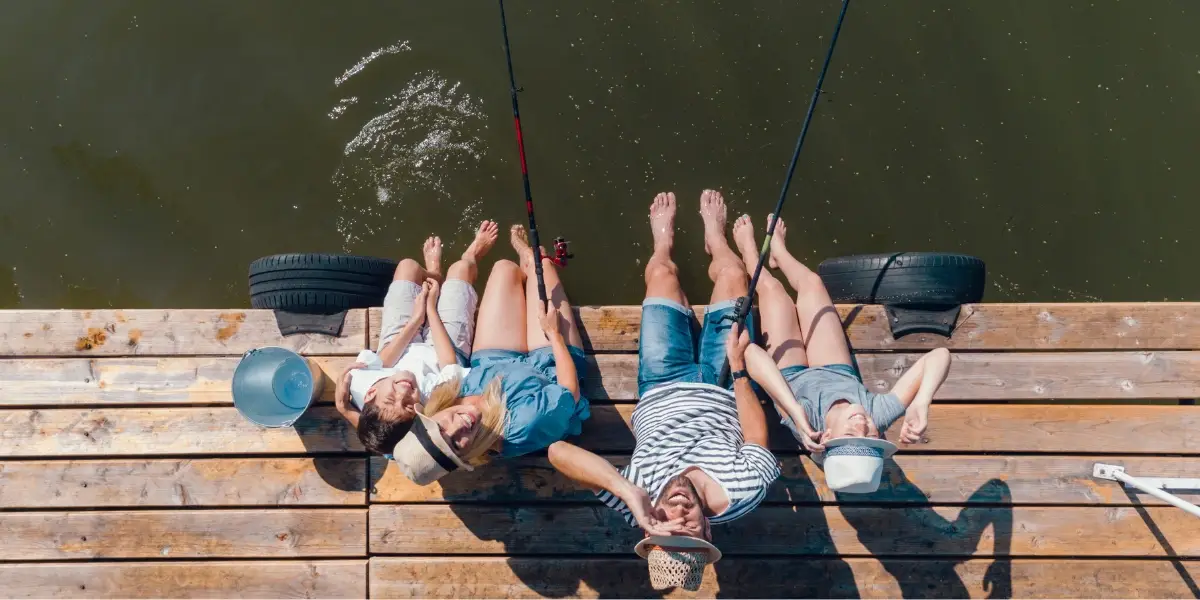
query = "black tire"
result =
(817, 253, 986, 305)
(248, 254, 398, 314)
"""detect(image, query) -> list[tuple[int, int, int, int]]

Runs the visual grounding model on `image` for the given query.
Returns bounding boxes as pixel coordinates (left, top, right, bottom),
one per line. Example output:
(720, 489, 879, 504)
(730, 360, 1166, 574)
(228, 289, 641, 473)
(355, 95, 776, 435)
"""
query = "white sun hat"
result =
(814, 436, 897, 494)
(634, 535, 721, 591)
(390, 413, 473, 485)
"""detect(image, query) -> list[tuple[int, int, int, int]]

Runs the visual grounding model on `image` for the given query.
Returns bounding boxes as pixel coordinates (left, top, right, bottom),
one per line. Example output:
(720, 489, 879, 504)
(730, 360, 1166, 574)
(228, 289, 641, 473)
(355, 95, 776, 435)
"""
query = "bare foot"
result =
(698, 189, 728, 255)
(422, 236, 443, 278)
(649, 192, 676, 252)
(510, 224, 535, 272)
(464, 220, 499, 262)
(732, 214, 758, 267)
(767, 213, 789, 268)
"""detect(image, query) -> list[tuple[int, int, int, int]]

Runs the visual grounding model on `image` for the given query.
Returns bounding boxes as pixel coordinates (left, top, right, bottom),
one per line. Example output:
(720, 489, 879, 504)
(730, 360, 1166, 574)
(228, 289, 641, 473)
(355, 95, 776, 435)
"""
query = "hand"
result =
(539, 302, 561, 338)
(795, 423, 826, 454)
(412, 281, 431, 323)
(899, 405, 929, 444)
(627, 487, 685, 537)
(334, 361, 368, 414)
(424, 278, 441, 313)
(724, 327, 751, 371)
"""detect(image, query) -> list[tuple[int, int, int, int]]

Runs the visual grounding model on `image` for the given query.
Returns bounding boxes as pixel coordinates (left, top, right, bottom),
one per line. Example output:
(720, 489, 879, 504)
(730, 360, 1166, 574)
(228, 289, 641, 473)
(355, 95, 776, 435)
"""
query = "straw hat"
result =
(813, 437, 897, 494)
(635, 536, 721, 591)
(390, 413, 473, 485)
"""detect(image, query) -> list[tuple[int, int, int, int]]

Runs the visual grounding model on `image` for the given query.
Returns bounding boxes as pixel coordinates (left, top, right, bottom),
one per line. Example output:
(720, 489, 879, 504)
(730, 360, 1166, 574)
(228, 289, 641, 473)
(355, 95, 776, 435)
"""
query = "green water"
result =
(2, 0, 1198, 308)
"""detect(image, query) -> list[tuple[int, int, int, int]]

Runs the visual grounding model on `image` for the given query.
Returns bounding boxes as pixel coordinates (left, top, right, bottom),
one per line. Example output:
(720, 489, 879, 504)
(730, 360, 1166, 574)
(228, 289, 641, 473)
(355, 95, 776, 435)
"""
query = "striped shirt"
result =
(597, 382, 780, 526)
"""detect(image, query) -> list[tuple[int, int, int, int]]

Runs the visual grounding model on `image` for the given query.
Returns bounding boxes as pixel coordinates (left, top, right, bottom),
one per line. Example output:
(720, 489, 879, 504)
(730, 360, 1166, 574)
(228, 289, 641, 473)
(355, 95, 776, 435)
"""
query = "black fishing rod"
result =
(720, 0, 852, 385)
(497, 0, 571, 306)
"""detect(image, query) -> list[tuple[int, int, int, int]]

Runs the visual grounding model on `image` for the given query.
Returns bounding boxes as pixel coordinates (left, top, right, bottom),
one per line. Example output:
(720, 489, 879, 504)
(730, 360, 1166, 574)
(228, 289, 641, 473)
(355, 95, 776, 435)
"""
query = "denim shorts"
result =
(636, 298, 756, 396)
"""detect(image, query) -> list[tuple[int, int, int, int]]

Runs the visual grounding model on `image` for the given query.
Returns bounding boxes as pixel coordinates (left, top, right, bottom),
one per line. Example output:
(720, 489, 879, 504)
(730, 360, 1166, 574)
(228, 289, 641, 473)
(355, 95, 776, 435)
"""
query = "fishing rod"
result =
(720, 0, 852, 386)
(497, 0, 571, 307)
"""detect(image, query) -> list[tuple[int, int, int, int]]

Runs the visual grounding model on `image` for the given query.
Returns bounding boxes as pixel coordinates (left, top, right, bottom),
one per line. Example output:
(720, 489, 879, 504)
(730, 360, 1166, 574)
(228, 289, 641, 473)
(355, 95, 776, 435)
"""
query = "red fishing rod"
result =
(497, 0, 571, 306)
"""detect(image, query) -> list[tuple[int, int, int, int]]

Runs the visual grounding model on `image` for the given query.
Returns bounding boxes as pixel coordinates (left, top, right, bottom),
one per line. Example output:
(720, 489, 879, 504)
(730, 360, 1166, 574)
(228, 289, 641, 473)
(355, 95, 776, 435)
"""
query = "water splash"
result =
(330, 41, 488, 250)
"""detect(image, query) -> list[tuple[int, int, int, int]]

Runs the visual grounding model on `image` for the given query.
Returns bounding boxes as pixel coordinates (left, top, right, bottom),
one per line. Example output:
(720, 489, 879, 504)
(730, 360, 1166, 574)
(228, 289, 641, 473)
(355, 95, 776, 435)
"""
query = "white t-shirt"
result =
(348, 345, 468, 410)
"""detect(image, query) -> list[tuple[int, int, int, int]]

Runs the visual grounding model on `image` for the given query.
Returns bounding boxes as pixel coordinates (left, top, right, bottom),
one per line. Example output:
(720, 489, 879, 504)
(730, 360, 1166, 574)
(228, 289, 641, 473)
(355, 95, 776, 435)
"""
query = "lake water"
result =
(3, 0, 1198, 309)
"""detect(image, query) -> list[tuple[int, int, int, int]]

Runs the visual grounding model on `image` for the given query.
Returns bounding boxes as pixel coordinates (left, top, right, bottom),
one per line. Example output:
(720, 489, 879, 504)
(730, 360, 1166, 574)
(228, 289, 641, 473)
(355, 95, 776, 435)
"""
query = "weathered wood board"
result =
(583, 351, 1200, 400)
(370, 303, 1200, 352)
(0, 309, 367, 357)
(0, 406, 361, 456)
(6, 352, 1198, 407)
(577, 403, 1200, 453)
(0, 357, 353, 406)
(0, 458, 366, 508)
(1, 509, 367, 560)
(369, 504, 1200, 557)
(370, 454, 1200, 506)
(0, 560, 367, 599)
(368, 556, 1200, 599)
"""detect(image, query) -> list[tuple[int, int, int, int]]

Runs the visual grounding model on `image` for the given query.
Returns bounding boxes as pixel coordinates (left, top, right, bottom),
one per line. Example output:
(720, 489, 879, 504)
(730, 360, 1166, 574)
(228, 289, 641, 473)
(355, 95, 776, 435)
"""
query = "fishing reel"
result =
(549, 237, 573, 267)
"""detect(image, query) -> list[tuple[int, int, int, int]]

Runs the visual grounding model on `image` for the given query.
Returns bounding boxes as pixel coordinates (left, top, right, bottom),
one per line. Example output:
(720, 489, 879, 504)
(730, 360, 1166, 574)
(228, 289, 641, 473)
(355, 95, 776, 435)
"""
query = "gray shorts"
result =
(379, 279, 478, 359)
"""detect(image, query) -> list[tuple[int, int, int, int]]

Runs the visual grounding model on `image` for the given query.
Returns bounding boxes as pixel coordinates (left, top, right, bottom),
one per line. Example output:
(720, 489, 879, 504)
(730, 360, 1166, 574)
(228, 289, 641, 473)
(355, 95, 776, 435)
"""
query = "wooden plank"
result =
(1, 560, 366, 599)
(368, 504, 1200, 557)
(578, 403, 1200, 454)
(377, 303, 1200, 352)
(370, 455, 1200, 506)
(0, 357, 356, 406)
(5, 352, 1195, 407)
(0, 458, 365, 508)
(584, 352, 1200, 401)
(369, 556, 1200, 599)
(0, 309, 367, 357)
(1, 509, 366, 560)
(0, 406, 361, 457)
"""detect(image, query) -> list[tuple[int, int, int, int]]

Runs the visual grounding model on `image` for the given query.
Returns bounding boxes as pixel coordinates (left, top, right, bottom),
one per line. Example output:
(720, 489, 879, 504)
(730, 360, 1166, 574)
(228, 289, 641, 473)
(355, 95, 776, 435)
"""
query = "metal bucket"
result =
(232, 346, 323, 427)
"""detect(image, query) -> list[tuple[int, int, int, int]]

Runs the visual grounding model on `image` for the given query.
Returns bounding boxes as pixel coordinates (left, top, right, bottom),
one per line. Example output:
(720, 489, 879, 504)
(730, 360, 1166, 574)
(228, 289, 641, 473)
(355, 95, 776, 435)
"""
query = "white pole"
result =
(1113, 469, 1200, 519)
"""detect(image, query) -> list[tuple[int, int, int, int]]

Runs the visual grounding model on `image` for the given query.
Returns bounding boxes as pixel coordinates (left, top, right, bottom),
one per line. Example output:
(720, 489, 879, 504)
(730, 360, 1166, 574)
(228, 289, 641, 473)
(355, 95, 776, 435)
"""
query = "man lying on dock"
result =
(549, 191, 780, 592)
(730, 213, 952, 494)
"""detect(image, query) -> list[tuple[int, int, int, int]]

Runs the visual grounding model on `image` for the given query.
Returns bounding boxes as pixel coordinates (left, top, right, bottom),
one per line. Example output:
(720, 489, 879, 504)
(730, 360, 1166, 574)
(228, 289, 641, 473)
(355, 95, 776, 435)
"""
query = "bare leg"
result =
(471, 259, 528, 353)
(645, 192, 688, 305)
(392, 235, 441, 283)
(422, 236, 443, 282)
(732, 215, 808, 369)
(769, 215, 852, 367)
(444, 220, 499, 285)
(698, 189, 748, 304)
(512, 225, 585, 351)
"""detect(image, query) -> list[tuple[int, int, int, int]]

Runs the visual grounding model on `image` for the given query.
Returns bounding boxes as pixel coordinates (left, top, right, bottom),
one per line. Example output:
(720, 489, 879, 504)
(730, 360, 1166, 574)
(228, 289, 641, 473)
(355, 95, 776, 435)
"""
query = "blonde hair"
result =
(423, 376, 506, 466)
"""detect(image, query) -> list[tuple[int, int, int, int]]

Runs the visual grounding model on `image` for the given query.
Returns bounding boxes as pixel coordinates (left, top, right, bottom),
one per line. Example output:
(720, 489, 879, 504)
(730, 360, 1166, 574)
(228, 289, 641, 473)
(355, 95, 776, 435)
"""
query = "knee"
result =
(714, 264, 748, 288)
(393, 258, 422, 281)
(645, 260, 677, 283)
(490, 259, 523, 280)
(788, 269, 824, 292)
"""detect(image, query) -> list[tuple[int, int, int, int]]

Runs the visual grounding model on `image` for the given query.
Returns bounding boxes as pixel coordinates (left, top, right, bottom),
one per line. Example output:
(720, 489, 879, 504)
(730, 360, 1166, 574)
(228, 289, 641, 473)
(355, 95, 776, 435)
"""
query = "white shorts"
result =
(378, 279, 478, 359)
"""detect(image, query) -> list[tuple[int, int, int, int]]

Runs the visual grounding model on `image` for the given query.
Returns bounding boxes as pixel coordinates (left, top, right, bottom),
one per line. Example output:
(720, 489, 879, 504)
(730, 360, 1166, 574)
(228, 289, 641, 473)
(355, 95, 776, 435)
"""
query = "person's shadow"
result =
(835, 462, 1013, 599)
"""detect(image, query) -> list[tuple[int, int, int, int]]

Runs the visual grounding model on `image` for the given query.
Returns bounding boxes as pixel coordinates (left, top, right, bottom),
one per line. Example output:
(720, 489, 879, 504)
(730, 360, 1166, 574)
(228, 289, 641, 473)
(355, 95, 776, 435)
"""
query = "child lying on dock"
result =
(333, 221, 499, 455)
(731, 213, 952, 494)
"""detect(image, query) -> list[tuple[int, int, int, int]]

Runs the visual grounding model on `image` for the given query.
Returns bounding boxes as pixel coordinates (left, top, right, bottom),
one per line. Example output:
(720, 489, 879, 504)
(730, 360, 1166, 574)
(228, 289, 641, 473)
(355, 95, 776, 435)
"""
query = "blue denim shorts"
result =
(636, 298, 755, 396)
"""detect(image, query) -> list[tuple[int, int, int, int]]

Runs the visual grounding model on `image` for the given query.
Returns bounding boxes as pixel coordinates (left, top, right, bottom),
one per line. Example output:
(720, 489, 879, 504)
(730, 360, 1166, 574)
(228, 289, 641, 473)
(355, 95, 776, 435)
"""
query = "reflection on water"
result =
(330, 40, 487, 249)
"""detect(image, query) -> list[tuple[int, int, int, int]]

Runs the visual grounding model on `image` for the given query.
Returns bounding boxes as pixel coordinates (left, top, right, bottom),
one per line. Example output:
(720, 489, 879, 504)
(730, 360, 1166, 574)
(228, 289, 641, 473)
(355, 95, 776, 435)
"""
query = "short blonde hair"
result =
(423, 376, 506, 465)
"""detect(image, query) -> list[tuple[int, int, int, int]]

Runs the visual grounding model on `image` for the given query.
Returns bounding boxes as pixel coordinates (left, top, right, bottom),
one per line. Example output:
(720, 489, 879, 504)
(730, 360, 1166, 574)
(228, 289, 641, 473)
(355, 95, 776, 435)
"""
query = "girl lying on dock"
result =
(333, 220, 500, 455)
(732, 214, 952, 494)
(386, 225, 591, 485)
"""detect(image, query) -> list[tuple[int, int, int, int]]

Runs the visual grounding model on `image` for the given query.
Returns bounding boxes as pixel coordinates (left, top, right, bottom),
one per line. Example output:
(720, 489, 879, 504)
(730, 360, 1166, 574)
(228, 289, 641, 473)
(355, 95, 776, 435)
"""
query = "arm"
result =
(744, 343, 823, 453)
(539, 304, 581, 402)
(726, 329, 768, 448)
(333, 361, 367, 429)
(888, 347, 951, 443)
(377, 282, 430, 368)
(423, 280, 458, 369)
(548, 441, 682, 536)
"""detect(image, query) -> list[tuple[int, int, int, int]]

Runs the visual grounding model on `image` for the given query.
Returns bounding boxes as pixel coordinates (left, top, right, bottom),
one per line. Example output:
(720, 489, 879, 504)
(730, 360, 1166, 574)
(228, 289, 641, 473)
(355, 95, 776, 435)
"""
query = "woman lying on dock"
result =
(387, 225, 591, 485)
(731, 214, 952, 494)
(333, 220, 500, 455)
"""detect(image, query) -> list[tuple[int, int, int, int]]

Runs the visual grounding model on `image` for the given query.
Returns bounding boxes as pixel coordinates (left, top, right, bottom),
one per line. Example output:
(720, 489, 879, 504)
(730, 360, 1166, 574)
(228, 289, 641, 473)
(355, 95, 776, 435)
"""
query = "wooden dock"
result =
(0, 303, 1197, 598)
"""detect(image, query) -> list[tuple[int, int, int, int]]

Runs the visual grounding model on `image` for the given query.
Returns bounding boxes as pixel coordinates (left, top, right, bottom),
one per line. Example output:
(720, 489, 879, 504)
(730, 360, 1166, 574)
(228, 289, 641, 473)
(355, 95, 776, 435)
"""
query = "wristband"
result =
(732, 369, 749, 380)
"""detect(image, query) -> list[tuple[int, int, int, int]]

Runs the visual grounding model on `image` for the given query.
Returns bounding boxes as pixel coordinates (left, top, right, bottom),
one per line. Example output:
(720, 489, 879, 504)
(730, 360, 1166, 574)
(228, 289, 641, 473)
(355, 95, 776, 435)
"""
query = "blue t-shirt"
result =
(461, 347, 591, 457)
